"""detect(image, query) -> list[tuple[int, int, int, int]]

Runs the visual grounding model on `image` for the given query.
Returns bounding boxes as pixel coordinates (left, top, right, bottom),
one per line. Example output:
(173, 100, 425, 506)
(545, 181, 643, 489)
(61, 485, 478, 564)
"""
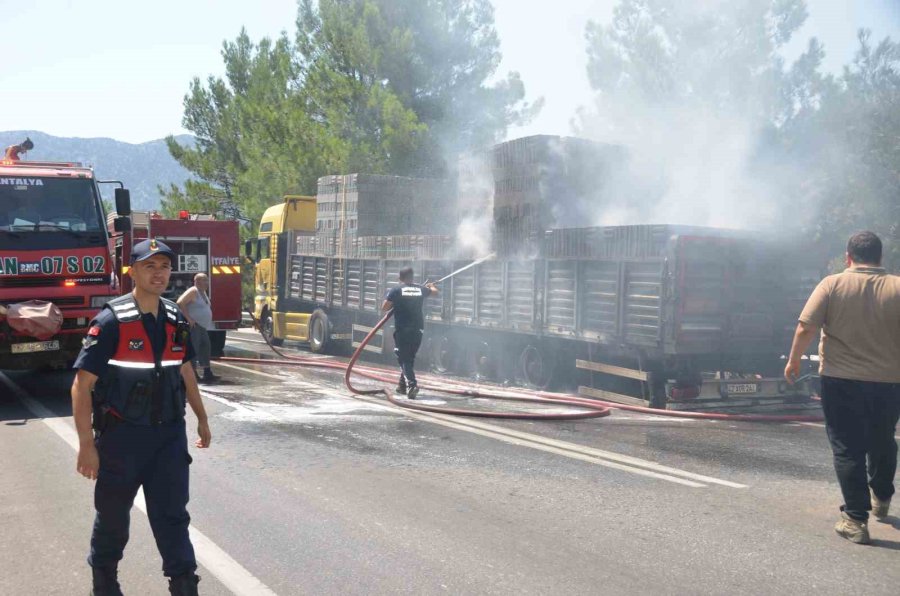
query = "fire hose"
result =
(223, 309, 825, 423)
(224, 256, 823, 422)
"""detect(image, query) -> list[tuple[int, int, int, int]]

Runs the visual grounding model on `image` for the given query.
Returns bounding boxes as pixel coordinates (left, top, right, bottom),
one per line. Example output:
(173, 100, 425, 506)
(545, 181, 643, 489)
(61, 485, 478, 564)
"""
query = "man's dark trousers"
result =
(820, 376, 900, 521)
(89, 418, 196, 577)
(394, 328, 423, 389)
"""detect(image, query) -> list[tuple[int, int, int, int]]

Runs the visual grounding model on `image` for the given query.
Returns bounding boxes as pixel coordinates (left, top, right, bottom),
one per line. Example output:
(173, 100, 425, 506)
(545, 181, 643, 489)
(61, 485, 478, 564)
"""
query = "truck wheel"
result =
(473, 340, 495, 381)
(263, 313, 284, 347)
(432, 335, 455, 374)
(309, 310, 331, 354)
(648, 376, 668, 409)
(519, 344, 554, 389)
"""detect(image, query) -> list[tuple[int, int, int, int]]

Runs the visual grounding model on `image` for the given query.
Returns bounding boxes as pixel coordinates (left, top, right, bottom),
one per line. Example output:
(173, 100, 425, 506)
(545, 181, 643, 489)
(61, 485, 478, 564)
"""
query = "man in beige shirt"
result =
(786, 231, 900, 544)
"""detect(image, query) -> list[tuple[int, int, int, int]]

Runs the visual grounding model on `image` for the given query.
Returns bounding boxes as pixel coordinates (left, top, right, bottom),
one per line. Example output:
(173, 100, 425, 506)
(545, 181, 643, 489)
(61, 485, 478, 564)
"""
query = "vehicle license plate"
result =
(11, 340, 60, 354)
(726, 383, 758, 394)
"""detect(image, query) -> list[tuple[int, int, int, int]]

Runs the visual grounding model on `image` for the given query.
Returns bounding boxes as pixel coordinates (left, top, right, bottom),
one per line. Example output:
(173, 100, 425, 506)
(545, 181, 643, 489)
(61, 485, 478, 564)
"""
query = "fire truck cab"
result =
(108, 210, 243, 357)
(0, 158, 130, 369)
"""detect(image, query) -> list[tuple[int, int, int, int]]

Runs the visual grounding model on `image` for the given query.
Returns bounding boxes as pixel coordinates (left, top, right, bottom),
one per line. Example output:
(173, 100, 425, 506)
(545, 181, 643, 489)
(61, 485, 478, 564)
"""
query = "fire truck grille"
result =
(0, 276, 60, 288)
(31, 297, 86, 307)
(0, 276, 109, 288)
(62, 318, 89, 330)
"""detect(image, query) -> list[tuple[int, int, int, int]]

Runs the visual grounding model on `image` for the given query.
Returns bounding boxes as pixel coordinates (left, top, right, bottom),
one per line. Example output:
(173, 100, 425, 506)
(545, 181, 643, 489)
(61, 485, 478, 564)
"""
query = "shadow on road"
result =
(0, 369, 75, 422)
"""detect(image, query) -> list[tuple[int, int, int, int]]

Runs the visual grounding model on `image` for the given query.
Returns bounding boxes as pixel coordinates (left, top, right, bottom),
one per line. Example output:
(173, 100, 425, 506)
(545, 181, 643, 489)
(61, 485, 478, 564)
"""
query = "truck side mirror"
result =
(113, 216, 131, 232)
(244, 239, 255, 262)
(115, 188, 132, 216)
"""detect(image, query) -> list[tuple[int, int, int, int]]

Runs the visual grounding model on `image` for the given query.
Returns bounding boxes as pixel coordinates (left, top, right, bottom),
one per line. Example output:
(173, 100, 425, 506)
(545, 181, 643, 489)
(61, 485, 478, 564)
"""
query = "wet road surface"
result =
(1, 327, 898, 595)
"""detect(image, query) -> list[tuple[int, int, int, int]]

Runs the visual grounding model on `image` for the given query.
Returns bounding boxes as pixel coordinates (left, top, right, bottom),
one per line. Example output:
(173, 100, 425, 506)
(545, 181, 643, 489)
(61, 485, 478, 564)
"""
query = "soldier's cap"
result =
(131, 238, 176, 264)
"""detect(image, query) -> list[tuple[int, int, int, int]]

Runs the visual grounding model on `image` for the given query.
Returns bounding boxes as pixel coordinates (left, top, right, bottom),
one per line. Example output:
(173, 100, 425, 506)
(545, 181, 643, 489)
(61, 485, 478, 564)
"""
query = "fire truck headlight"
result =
(91, 295, 117, 308)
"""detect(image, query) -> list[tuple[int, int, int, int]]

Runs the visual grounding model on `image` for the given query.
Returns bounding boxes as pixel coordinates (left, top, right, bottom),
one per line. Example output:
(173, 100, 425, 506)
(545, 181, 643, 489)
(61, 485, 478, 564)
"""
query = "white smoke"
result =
(453, 152, 494, 258)
(575, 0, 811, 231)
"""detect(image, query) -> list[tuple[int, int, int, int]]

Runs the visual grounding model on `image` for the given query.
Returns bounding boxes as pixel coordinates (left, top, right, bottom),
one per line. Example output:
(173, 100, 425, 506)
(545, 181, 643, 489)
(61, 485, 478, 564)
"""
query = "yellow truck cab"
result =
(248, 195, 316, 345)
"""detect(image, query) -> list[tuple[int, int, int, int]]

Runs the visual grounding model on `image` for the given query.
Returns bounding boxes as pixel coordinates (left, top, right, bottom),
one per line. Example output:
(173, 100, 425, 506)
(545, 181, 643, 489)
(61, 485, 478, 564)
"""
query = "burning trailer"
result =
(248, 135, 823, 409)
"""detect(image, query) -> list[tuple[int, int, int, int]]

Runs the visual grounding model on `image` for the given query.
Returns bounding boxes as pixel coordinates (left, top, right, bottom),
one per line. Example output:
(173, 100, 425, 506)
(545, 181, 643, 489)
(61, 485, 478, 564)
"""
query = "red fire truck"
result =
(0, 158, 131, 369)
(108, 210, 243, 357)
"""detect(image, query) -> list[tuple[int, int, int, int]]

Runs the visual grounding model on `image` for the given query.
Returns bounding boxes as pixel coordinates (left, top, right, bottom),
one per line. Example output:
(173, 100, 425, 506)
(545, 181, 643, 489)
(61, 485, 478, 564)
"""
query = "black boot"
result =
(91, 566, 122, 596)
(200, 368, 219, 384)
(168, 572, 201, 595)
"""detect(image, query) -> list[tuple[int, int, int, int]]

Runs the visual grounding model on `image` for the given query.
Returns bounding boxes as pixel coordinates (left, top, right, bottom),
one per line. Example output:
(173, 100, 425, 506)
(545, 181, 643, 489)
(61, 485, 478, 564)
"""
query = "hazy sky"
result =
(0, 0, 896, 144)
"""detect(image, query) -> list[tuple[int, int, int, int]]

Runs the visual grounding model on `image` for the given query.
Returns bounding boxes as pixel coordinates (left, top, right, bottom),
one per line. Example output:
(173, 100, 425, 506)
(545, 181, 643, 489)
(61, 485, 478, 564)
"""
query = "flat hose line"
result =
(228, 310, 824, 423)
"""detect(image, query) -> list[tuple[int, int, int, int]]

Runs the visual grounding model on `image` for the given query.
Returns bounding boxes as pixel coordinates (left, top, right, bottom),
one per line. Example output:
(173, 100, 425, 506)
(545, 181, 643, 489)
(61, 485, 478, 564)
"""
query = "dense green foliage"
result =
(161, 0, 537, 226)
(580, 0, 899, 267)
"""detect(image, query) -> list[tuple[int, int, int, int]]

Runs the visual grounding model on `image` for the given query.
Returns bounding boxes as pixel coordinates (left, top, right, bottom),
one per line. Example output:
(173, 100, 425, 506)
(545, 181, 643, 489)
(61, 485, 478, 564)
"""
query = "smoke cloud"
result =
(574, 0, 816, 232)
(453, 153, 495, 258)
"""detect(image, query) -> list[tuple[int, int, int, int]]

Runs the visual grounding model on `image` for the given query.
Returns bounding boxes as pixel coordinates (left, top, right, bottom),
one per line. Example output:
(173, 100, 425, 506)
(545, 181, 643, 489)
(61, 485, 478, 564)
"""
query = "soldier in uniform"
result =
(71, 238, 212, 595)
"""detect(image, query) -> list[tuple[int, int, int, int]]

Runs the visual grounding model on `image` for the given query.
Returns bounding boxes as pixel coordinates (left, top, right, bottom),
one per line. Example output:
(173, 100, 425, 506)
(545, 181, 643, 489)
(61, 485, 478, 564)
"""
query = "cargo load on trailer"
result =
(248, 135, 824, 410)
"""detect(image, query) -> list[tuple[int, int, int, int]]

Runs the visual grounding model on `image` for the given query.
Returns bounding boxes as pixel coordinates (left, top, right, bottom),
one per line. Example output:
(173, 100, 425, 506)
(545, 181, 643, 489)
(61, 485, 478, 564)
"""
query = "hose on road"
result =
(228, 310, 823, 423)
(232, 311, 609, 420)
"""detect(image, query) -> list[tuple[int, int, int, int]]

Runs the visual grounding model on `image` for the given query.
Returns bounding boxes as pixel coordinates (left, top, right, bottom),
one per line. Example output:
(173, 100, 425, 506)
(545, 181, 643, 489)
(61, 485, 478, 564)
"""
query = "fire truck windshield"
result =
(0, 177, 105, 235)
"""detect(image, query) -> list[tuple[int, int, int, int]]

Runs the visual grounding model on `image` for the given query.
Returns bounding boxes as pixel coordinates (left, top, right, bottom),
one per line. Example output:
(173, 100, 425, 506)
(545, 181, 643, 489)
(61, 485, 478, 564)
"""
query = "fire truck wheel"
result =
(309, 310, 331, 354)
(263, 313, 284, 347)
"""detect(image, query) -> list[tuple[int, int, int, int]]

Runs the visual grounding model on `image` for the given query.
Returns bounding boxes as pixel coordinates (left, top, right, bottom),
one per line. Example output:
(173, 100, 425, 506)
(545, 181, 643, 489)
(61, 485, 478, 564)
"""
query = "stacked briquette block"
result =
(313, 173, 454, 257)
(490, 135, 623, 257)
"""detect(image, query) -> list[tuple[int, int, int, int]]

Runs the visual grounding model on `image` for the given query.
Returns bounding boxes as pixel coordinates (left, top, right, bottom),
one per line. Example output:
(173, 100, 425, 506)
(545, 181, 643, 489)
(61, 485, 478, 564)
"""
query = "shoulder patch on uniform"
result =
(88, 325, 101, 337)
(128, 339, 145, 351)
(82, 337, 98, 349)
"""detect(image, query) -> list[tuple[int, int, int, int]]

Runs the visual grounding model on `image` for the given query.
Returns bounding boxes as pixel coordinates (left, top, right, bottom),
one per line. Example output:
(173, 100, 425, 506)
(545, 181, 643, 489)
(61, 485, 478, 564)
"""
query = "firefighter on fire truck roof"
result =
(3, 137, 34, 161)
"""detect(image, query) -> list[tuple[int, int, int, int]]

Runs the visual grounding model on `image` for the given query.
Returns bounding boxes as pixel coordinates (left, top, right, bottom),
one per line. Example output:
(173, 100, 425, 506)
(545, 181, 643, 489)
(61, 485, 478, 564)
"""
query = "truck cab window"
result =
(258, 238, 271, 259)
(0, 178, 103, 232)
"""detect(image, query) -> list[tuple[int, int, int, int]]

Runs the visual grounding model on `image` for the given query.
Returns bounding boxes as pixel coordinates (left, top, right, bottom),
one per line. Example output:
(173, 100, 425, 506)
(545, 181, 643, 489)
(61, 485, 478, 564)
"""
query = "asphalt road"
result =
(1, 328, 898, 595)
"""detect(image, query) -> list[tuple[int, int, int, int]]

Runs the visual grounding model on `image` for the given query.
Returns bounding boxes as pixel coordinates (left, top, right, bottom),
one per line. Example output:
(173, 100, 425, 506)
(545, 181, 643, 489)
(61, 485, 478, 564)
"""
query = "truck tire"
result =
(648, 375, 668, 409)
(309, 310, 331, 354)
(263, 313, 284, 347)
(431, 334, 456, 374)
(519, 344, 554, 389)
(472, 340, 496, 381)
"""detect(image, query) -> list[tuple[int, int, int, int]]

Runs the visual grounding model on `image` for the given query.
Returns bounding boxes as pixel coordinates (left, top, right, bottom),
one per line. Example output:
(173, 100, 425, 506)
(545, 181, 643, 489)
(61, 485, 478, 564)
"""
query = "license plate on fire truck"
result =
(726, 383, 758, 394)
(11, 340, 60, 354)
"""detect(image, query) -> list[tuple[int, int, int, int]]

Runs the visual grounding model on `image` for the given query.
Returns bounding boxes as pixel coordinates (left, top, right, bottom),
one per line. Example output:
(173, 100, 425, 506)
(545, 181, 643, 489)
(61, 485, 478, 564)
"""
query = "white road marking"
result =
(604, 415, 698, 423)
(214, 360, 284, 380)
(217, 361, 745, 489)
(200, 390, 280, 421)
(377, 400, 747, 489)
(0, 373, 278, 596)
(798, 420, 900, 441)
(226, 337, 271, 346)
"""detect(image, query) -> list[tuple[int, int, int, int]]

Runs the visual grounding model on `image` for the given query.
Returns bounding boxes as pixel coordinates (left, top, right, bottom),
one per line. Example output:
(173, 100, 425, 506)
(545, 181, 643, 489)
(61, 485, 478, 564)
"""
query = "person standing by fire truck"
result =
(381, 267, 439, 399)
(70, 238, 211, 595)
(786, 231, 900, 545)
(177, 273, 219, 384)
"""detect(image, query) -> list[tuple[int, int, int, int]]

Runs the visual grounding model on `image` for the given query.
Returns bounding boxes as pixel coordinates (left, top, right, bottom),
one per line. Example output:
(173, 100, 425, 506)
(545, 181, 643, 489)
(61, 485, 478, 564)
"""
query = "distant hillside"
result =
(0, 130, 194, 211)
